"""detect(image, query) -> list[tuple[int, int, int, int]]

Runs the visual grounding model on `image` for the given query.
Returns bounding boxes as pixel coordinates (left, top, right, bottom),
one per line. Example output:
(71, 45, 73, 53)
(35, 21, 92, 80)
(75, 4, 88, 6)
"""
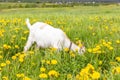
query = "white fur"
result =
(24, 18, 85, 54)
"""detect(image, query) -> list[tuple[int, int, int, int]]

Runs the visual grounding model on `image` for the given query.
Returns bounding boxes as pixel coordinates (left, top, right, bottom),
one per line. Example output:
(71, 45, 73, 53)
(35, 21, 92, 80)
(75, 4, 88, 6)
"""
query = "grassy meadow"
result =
(0, 5, 120, 80)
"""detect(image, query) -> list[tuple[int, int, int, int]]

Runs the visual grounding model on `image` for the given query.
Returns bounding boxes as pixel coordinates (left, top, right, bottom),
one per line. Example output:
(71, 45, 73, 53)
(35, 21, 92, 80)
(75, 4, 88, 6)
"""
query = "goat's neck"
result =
(65, 38, 79, 51)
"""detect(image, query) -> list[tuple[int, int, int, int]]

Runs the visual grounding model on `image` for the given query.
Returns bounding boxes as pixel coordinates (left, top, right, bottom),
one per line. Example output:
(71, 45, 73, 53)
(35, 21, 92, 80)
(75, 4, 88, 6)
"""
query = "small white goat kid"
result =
(24, 19, 85, 54)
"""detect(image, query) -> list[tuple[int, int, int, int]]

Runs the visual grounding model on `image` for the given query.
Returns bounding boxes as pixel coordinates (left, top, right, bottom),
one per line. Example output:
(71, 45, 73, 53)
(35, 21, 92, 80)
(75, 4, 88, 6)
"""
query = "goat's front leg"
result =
(53, 43, 62, 51)
(24, 36, 34, 52)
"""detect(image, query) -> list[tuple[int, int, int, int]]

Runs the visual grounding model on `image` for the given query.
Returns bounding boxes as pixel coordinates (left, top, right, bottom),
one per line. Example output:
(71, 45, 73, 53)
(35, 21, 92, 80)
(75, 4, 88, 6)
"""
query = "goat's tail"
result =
(26, 18, 31, 29)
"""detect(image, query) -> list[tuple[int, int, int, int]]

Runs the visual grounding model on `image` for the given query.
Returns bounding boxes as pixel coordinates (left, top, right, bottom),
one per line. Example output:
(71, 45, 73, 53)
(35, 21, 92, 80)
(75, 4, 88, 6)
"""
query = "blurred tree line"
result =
(0, 0, 120, 3)
(0, 0, 120, 9)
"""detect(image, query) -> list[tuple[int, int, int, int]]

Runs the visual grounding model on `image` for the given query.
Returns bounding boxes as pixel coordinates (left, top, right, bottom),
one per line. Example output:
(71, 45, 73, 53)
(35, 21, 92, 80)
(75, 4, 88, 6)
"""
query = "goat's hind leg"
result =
(24, 36, 34, 52)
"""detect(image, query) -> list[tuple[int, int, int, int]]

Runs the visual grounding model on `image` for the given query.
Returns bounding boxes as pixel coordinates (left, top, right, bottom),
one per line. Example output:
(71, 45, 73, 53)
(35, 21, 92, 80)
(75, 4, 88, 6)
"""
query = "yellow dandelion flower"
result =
(21, 73, 25, 77)
(19, 54, 25, 58)
(1, 63, 6, 67)
(21, 37, 26, 40)
(80, 68, 89, 76)
(96, 45, 101, 49)
(16, 74, 21, 78)
(64, 48, 69, 52)
(105, 26, 108, 30)
(51, 48, 57, 51)
(0, 29, 5, 37)
(112, 66, 120, 74)
(12, 56, 16, 60)
(40, 67, 46, 72)
(24, 30, 29, 34)
(103, 42, 108, 47)
(51, 59, 57, 65)
(78, 43, 83, 48)
(19, 58, 24, 62)
(116, 40, 120, 44)
(67, 74, 72, 79)
(87, 48, 92, 53)
(76, 74, 80, 80)
(15, 53, 21, 57)
(23, 76, 31, 80)
(15, 45, 19, 49)
(41, 60, 45, 64)
(2, 76, 8, 80)
(108, 46, 113, 50)
(87, 64, 94, 71)
(3, 44, 11, 49)
(99, 61, 102, 65)
(70, 52, 75, 57)
(0, 55, 3, 59)
(79, 63, 97, 79)
(91, 71, 100, 79)
(107, 42, 112, 45)
(48, 70, 59, 77)
(6, 60, 10, 65)
(39, 73, 48, 79)
(46, 60, 50, 65)
(116, 57, 120, 62)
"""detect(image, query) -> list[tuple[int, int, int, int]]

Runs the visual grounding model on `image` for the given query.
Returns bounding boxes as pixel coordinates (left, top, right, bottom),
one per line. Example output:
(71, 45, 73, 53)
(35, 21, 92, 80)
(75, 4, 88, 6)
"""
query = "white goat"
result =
(24, 19, 85, 54)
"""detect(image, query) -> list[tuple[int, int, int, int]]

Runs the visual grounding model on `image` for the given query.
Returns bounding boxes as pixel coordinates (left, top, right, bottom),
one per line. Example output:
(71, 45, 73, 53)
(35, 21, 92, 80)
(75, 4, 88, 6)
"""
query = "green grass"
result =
(0, 5, 120, 80)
